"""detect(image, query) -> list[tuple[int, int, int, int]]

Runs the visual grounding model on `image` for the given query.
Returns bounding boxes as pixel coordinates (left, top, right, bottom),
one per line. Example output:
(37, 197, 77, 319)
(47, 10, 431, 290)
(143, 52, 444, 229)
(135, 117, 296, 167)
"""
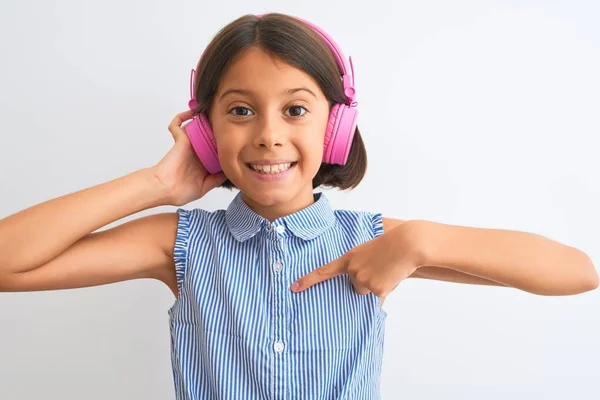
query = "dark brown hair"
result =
(192, 13, 367, 190)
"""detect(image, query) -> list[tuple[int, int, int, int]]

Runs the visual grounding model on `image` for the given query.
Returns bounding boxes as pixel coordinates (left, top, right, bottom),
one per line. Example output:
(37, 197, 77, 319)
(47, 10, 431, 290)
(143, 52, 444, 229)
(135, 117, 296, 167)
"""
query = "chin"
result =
(225, 160, 319, 210)
(241, 187, 295, 207)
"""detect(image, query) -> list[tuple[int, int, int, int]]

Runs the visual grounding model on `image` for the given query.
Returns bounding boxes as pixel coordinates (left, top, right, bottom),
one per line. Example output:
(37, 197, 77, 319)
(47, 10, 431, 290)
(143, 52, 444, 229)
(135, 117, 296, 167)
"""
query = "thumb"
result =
(291, 255, 347, 293)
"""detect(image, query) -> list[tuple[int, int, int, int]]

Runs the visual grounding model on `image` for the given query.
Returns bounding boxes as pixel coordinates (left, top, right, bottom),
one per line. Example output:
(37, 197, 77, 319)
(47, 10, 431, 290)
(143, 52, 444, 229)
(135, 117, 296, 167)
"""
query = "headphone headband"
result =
(188, 14, 357, 110)
(184, 14, 360, 173)
(289, 15, 356, 103)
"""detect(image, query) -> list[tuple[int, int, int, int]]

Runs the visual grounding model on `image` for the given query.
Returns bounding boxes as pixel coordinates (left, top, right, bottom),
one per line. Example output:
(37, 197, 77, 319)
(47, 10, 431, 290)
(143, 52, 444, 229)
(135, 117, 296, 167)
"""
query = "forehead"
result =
(216, 46, 323, 98)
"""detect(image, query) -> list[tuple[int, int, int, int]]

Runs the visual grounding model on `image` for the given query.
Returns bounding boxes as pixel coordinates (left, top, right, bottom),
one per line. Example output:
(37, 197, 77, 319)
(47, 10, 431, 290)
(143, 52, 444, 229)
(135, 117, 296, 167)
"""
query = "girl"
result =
(0, 12, 597, 400)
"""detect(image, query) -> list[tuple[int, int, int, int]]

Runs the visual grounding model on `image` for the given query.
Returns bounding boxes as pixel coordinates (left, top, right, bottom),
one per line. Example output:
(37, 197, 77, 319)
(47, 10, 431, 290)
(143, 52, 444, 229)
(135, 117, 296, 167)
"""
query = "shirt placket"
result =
(268, 222, 288, 399)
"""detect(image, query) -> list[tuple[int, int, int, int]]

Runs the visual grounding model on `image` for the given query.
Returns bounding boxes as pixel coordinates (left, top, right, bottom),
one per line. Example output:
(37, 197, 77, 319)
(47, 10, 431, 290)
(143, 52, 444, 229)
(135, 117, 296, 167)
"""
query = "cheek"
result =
(213, 123, 244, 155)
(297, 109, 329, 162)
(208, 110, 232, 149)
(311, 110, 330, 154)
(297, 130, 326, 168)
(211, 127, 247, 178)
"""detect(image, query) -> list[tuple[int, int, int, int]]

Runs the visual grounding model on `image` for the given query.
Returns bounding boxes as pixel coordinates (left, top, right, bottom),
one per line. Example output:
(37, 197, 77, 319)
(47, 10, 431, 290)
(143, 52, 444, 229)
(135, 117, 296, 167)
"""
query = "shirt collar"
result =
(225, 191, 336, 242)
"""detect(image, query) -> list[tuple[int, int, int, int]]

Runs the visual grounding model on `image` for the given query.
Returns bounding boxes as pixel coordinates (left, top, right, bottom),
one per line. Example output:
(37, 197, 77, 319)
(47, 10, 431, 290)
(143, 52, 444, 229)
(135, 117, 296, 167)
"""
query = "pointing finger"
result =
(291, 256, 347, 292)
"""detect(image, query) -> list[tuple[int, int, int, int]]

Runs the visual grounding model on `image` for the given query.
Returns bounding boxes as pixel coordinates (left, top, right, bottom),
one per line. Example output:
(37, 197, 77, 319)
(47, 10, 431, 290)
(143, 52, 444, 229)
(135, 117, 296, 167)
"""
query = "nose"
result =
(252, 111, 286, 149)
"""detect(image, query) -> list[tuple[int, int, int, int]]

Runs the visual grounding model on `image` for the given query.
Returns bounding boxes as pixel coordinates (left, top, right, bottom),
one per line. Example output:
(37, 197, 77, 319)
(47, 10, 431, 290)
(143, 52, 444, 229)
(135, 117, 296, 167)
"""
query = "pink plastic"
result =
(185, 14, 359, 173)
(184, 114, 221, 174)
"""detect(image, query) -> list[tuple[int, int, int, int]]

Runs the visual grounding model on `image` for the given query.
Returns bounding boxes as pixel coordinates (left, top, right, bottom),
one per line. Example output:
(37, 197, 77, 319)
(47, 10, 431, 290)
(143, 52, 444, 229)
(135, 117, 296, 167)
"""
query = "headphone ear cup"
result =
(183, 113, 222, 174)
(323, 103, 359, 165)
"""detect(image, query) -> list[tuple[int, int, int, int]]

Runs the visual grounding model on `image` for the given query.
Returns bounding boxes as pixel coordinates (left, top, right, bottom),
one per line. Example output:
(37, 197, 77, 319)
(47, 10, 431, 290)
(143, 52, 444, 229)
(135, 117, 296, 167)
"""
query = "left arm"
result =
(386, 218, 599, 296)
(384, 218, 507, 287)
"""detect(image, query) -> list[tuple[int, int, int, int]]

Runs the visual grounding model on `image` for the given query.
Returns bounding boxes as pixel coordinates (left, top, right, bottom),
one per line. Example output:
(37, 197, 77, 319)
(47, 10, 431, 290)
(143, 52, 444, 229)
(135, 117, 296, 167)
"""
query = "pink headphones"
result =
(184, 15, 359, 175)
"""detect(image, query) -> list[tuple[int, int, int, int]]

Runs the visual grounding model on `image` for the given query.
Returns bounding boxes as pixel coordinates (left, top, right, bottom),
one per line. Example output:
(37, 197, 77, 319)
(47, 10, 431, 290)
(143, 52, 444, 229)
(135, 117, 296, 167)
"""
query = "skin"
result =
(0, 41, 594, 400)
(0, 45, 596, 304)
(208, 46, 331, 222)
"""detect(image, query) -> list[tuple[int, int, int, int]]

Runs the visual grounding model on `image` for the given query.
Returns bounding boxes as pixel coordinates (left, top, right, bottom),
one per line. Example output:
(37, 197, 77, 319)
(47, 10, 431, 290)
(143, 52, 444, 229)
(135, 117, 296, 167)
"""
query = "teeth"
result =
(250, 162, 293, 174)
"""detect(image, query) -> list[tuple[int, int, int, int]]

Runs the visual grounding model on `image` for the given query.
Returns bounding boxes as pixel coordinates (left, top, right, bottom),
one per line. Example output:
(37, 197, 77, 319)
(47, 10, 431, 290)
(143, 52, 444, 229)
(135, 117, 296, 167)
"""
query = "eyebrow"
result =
(217, 87, 318, 102)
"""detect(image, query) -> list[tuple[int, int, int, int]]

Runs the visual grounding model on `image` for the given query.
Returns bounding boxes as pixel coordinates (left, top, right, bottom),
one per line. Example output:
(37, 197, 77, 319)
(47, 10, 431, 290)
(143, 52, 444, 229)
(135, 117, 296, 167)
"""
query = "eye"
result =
(285, 105, 308, 117)
(229, 106, 254, 117)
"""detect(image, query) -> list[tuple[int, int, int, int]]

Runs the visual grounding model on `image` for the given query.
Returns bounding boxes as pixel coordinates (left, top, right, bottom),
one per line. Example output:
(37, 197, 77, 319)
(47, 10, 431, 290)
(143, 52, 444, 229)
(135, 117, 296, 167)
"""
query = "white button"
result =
(273, 261, 283, 272)
(274, 341, 285, 353)
(275, 226, 285, 234)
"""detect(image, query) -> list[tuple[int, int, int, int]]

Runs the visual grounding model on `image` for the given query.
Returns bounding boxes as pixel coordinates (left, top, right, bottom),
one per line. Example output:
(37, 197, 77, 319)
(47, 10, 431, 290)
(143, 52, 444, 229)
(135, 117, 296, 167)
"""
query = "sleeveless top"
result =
(167, 191, 387, 399)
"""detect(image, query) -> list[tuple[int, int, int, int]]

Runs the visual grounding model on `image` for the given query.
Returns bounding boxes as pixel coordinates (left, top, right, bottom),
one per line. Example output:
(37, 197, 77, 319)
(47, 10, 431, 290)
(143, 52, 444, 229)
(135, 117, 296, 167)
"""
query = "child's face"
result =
(209, 46, 330, 214)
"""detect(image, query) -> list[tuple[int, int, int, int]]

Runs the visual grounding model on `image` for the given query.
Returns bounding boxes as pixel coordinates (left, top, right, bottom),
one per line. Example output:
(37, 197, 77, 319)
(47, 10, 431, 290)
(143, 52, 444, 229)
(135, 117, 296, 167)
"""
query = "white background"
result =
(1, 0, 598, 399)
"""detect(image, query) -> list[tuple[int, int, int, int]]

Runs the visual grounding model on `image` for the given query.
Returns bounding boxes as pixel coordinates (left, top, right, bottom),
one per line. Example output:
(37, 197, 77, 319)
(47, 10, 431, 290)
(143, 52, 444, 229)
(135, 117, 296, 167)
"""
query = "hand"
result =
(291, 221, 424, 306)
(153, 110, 226, 206)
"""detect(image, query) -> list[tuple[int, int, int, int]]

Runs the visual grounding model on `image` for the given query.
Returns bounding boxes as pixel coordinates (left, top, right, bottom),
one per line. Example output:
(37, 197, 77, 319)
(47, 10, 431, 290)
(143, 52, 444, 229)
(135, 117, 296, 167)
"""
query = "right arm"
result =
(0, 110, 226, 297)
(0, 168, 180, 296)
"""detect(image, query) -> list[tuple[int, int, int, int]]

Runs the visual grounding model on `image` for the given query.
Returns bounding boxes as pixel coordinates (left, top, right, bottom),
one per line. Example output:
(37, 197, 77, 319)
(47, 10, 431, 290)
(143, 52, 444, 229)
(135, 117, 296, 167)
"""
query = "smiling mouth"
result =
(246, 162, 297, 174)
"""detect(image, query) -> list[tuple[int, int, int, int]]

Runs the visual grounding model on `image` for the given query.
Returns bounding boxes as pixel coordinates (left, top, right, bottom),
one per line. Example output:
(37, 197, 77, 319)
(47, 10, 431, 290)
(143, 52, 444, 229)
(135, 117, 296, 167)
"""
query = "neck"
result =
(241, 189, 316, 222)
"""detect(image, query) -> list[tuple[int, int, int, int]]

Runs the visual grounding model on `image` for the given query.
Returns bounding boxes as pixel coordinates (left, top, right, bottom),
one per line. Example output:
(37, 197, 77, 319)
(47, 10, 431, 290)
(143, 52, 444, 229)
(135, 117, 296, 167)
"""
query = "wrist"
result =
(138, 166, 173, 207)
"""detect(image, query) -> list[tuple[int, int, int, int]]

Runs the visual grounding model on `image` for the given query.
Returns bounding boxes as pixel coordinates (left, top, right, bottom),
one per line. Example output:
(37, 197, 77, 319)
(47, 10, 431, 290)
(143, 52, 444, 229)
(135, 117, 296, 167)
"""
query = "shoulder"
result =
(330, 208, 382, 239)
(175, 206, 226, 224)
(167, 207, 228, 295)
(174, 206, 228, 239)
(332, 208, 408, 236)
(382, 217, 408, 233)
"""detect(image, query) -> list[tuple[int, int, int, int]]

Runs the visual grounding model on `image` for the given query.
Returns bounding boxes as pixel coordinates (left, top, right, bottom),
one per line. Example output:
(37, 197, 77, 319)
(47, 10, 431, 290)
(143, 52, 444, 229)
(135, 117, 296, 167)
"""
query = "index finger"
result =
(291, 255, 347, 292)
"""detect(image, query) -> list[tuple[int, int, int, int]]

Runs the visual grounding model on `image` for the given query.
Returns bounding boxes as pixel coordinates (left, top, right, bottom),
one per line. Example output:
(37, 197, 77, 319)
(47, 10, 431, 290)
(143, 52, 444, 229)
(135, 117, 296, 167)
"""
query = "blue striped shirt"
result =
(167, 191, 386, 399)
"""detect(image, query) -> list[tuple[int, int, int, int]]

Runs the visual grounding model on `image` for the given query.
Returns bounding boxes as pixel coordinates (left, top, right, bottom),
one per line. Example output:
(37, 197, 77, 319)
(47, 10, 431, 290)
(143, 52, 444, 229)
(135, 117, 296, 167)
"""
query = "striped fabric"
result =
(167, 191, 387, 399)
